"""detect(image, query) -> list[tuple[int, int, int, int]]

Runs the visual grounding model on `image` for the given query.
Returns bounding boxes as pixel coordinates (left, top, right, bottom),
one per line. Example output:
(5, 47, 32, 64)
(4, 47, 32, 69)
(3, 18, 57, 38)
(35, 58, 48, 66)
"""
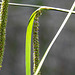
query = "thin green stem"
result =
(0, 2, 75, 14)
(0, 0, 9, 69)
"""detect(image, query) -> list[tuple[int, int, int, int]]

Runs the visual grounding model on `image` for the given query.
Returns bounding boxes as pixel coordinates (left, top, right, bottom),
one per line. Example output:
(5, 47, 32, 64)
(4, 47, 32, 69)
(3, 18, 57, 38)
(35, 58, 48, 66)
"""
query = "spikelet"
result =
(33, 10, 42, 75)
(0, 0, 9, 70)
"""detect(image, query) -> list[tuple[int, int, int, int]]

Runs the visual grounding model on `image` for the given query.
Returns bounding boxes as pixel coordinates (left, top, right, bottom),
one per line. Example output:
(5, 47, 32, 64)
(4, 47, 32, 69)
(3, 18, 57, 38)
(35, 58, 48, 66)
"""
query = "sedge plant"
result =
(0, 1, 75, 75)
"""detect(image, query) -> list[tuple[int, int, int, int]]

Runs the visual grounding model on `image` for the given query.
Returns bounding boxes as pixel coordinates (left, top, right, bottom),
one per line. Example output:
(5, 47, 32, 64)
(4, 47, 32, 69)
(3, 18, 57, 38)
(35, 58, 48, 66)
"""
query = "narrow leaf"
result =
(25, 9, 40, 75)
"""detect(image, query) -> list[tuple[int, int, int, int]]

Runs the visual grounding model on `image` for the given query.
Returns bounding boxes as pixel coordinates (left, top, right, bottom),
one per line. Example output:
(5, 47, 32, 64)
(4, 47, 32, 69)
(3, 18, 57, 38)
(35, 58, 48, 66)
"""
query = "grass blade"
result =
(26, 13, 36, 75)
(25, 8, 41, 75)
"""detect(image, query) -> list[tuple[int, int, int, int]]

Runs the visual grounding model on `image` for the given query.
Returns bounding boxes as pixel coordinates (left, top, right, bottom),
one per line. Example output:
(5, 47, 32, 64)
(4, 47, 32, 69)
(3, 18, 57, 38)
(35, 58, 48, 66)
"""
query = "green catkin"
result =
(33, 10, 42, 75)
(0, 0, 9, 69)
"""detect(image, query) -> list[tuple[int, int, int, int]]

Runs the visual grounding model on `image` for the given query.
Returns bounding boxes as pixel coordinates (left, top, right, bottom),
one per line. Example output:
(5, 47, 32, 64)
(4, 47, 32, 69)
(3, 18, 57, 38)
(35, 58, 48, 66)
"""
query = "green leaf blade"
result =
(25, 10, 38, 75)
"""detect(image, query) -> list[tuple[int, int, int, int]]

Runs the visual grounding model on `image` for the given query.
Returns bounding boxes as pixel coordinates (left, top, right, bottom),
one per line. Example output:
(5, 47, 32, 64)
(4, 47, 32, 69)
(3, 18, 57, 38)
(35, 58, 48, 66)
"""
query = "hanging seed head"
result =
(33, 10, 42, 75)
(0, 0, 9, 69)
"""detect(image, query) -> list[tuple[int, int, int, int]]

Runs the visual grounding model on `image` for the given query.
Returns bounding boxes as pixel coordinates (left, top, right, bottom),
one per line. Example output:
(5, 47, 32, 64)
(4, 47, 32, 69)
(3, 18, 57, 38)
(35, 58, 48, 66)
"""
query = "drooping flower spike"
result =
(0, 0, 9, 69)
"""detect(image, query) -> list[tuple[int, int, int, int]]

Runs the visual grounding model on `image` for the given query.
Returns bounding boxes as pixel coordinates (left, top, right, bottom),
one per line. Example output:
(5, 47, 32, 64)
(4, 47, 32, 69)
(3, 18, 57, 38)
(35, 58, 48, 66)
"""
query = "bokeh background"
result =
(0, 0, 75, 75)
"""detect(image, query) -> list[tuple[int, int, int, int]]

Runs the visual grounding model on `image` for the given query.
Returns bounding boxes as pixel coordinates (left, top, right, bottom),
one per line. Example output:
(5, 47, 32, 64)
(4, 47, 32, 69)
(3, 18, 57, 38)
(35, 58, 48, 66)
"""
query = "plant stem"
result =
(0, 2, 75, 14)
(0, 0, 9, 69)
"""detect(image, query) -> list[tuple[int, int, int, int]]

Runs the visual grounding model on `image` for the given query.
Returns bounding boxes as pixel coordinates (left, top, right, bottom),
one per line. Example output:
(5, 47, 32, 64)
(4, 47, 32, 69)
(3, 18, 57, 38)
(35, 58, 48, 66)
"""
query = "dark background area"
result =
(0, 0, 75, 75)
